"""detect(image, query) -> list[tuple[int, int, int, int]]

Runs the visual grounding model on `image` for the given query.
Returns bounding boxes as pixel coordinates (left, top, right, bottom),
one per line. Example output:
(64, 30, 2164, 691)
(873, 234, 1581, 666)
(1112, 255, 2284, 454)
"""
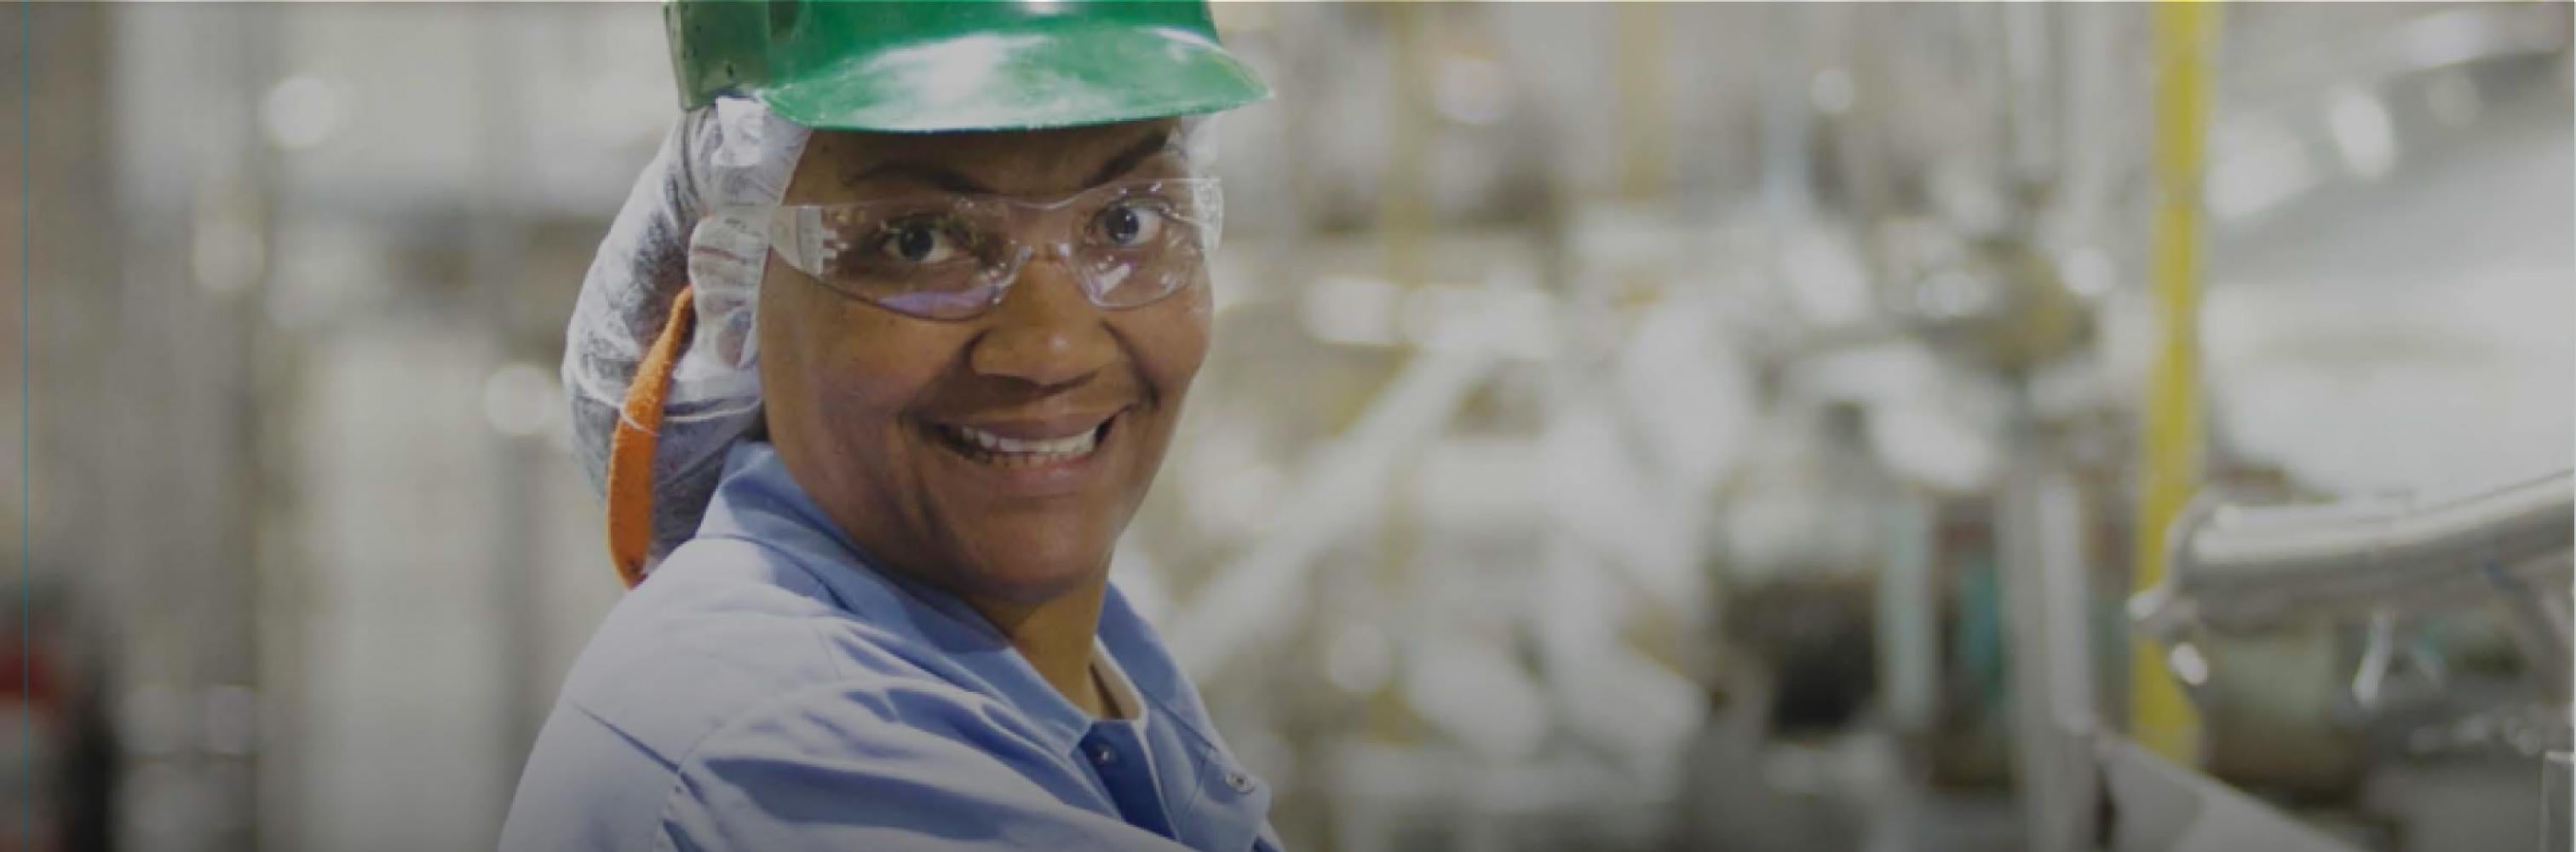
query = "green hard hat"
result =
(665, 0, 1271, 133)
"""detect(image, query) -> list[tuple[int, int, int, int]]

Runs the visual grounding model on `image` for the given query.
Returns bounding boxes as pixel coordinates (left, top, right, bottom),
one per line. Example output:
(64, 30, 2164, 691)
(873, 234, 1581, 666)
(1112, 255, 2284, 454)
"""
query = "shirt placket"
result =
(1078, 725, 1177, 843)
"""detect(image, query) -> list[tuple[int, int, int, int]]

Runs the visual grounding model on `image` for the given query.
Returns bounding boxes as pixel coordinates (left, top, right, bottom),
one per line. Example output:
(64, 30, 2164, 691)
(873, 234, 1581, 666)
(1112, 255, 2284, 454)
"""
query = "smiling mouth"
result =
(929, 417, 1117, 469)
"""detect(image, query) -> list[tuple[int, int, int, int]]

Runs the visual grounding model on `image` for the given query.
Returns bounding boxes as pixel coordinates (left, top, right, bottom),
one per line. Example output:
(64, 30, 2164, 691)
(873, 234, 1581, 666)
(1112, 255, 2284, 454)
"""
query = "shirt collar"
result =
(1090, 639, 1143, 722)
(692, 440, 1233, 757)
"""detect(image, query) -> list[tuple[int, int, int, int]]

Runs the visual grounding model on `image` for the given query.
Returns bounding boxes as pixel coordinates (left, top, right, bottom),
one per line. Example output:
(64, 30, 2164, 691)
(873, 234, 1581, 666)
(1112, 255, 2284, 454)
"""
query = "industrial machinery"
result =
(2116, 472, 2574, 852)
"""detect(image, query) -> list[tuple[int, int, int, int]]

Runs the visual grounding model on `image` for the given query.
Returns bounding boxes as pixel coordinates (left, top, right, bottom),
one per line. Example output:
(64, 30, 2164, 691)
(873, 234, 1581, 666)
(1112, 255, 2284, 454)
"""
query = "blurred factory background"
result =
(3, 3, 2572, 851)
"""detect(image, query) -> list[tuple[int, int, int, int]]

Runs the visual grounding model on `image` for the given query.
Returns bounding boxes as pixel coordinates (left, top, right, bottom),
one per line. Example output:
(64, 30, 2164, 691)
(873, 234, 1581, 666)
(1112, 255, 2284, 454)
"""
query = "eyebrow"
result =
(838, 130, 1176, 196)
(840, 161, 992, 195)
(1084, 131, 1176, 187)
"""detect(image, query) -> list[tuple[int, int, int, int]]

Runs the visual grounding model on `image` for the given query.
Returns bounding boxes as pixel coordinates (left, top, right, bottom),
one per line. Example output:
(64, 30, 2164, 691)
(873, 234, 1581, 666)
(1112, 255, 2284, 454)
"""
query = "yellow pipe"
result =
(2132, 0, 2217, 764)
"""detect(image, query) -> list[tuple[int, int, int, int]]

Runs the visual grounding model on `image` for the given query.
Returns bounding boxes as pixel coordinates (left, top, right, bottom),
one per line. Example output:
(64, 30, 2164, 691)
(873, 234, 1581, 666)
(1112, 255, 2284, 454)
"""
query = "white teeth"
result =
(947, 423, 1101, 463)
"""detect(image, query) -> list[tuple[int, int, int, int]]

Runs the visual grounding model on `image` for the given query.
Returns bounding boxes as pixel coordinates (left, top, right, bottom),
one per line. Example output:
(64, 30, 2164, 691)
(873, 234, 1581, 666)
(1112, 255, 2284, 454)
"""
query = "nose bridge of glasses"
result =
(994, 235, 1090, 303)
(992, 187, 1107, 245)
(980, 237, 1115, 312)
(985, 239, 1115, 329)
(987, 193, 1111, 277)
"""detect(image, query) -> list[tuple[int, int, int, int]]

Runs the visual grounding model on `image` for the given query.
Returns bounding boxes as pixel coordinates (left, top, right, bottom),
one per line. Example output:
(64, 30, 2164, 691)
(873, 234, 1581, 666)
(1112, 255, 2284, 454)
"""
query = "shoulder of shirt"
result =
(547, 534, 1005, 771)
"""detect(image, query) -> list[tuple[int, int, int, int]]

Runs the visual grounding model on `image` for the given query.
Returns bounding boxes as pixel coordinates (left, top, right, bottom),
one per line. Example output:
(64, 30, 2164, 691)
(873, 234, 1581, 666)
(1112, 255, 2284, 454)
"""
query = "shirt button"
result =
(1089, 743, 1117, 766)
(1224, 769, 1256, 793)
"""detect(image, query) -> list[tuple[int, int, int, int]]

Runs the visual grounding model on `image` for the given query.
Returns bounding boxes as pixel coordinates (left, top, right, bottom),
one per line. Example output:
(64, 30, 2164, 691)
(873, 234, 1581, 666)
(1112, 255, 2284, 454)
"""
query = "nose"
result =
(966, 254, 1118, 389)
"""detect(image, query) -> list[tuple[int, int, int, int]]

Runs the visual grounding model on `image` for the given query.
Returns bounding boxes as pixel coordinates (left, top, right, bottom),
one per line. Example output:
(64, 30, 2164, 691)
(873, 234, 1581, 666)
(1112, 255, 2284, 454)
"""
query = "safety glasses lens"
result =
(770, 179, 1220, 320)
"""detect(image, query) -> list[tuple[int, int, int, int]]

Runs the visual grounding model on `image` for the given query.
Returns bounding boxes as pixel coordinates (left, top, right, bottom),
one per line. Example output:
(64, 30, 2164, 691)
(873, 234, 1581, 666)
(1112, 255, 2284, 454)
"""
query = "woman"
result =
(501, 3, 1279, 849)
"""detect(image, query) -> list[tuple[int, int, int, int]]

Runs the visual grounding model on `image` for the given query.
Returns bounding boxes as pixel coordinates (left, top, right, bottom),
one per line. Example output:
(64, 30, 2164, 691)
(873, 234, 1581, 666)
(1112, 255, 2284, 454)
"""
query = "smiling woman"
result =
(758, 120, 1215, 702)
(501, 3, 1277, 850)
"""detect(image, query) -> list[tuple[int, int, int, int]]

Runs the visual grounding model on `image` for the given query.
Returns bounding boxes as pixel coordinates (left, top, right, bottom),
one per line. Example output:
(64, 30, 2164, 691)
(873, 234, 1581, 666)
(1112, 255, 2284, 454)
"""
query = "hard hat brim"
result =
(757, 25, 1270, 134)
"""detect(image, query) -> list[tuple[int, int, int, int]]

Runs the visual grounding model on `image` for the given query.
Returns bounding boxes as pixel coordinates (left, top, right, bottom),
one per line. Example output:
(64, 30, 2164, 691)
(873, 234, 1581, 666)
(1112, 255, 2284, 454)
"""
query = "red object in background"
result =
(0, 634, 66, 717)
(0, 630, 74, 852)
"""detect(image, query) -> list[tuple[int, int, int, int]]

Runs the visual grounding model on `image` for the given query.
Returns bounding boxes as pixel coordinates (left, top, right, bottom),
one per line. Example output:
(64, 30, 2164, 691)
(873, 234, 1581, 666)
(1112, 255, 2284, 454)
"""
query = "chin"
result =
(949, 528, 1117, 606)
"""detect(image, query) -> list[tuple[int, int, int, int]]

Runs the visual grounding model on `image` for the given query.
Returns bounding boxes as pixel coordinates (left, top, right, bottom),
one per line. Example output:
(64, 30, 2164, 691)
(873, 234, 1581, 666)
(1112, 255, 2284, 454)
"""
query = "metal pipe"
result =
(2135, 471, 2574, 636)
(1998, 417, 2099, 852)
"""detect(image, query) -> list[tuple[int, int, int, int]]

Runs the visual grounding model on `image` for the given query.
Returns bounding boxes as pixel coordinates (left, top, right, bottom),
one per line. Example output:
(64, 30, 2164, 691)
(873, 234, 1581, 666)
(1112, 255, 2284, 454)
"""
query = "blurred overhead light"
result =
(1809, 68, 1854, 116)
(1402, 636, 1550, 762)
(1615, 302, 1752, 490)
(1397, 285, 1477, 351)
(1869, 400, 1996, 494)
(1780, 228, 1872, 326)
(1912, 270, 1996, 320)
(2326, 88, 2397, 181)
(1805, 342, 1942, 406)
(1182, 425, 1285, 538)
(1398, 284, 1547, 355)
(2166, 642, 2210, 688)
(1197, 463, 1285, 538)
(482, 362, 558, 439)
(2062, 247, 2117, 299)
(1302, 275, 1402, 347)
(262, 76, 343, 152)
(1433, 55, 1513, 127)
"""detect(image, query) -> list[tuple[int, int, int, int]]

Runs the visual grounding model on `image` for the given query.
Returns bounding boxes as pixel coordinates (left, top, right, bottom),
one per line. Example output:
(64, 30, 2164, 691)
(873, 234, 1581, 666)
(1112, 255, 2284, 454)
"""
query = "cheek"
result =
(1124, 285, 1213, 399)
(762, 280, 953, 432)
(809, 330, 952, 428)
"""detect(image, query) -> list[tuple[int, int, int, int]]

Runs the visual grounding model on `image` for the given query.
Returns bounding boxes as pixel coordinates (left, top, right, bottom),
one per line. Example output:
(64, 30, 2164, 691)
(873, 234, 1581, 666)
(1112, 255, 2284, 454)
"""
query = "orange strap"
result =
(606, 285, 695, 588)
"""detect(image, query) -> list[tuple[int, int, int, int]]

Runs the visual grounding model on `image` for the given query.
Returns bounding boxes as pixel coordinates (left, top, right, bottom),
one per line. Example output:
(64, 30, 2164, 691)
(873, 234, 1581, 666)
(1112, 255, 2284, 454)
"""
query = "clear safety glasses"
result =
(752, 176, 1222, 321)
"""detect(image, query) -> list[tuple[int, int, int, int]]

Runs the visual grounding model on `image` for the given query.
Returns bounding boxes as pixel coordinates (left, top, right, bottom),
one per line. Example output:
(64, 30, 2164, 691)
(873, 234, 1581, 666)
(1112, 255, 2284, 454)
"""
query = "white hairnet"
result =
(563, 98, 808, 573)
(566, 101, 1216, 577)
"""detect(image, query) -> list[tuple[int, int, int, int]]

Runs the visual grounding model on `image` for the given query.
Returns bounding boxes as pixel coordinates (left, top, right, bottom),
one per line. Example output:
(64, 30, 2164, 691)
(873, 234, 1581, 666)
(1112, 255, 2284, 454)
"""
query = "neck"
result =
(963, 576, 1110, 718)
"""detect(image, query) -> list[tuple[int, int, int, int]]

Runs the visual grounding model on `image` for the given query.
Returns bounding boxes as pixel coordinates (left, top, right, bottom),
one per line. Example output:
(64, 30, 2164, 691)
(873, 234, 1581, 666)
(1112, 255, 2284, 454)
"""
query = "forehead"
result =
(786, 118, 1183, 204)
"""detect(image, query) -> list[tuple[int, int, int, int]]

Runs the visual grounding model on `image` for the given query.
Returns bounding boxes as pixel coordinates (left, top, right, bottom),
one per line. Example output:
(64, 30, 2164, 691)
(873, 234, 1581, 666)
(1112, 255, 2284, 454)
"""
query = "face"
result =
(756, 119, 1210, 608)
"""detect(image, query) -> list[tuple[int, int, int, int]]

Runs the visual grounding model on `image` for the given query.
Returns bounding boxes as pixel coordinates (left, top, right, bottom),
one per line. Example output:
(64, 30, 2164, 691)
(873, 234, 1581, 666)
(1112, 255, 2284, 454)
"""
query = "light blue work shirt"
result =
(501, 441, 1280, 852)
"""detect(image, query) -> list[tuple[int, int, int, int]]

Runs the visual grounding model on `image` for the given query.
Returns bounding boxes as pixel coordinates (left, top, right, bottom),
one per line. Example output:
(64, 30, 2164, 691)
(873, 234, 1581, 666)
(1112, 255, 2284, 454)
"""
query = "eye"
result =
(1094, 200, 1169, 248)
(875, 218, 963, 264)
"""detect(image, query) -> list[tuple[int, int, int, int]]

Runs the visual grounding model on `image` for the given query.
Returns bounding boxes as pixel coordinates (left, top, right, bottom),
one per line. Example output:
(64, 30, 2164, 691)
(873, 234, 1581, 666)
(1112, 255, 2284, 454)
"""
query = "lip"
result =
(918, 408, 1128, 498)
